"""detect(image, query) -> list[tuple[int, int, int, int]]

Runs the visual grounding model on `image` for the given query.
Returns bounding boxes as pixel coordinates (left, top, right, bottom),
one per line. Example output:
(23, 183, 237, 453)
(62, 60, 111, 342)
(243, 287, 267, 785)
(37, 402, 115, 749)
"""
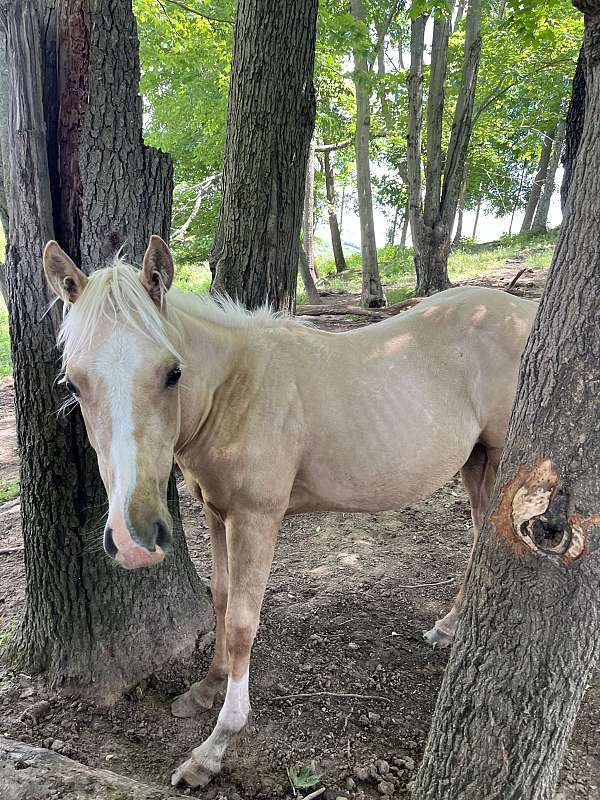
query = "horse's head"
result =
(43, 236, 183, 569)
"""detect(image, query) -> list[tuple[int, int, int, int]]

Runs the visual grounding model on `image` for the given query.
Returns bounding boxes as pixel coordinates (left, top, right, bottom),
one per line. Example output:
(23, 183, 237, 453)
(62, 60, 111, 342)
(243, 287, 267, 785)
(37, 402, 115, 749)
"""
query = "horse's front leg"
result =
(171, 510, 280, 788)
(172, 506, 229, 716)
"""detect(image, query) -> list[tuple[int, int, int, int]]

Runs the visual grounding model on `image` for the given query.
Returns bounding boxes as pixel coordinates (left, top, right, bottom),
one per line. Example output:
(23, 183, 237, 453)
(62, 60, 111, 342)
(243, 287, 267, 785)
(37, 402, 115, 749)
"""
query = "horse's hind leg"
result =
(172, 510, 279, 788)
(424, 442, 500, 648)
(172, 506, 229, 717)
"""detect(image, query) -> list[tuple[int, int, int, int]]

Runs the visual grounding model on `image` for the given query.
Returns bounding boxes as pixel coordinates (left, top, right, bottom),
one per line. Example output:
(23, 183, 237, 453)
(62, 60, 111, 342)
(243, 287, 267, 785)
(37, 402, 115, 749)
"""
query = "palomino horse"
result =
(43, 236, 537, 788)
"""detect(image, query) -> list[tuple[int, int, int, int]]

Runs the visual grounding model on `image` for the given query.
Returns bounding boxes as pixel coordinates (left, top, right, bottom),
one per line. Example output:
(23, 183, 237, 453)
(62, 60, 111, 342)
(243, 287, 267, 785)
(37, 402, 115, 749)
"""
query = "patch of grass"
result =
(386, 287, 414, 305)
(174, 260, 212, 295)
(0, 480, 19, 503)
(0, 304, 11, 377)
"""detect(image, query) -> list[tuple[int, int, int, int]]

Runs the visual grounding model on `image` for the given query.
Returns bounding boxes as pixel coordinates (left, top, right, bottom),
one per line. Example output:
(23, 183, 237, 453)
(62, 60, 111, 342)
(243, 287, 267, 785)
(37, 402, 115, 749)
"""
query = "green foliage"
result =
(0, 480, 19, 504)
(287, 765, 321, 790)
(0, 305, 11, 378)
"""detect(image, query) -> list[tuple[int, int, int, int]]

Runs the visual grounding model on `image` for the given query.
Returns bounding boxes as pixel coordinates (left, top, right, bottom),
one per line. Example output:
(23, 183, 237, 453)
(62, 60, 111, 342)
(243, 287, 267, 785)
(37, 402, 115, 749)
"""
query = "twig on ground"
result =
(303, 788, 326, 800)
(276, 691, 389, 702)
(507, 267, 530, 289)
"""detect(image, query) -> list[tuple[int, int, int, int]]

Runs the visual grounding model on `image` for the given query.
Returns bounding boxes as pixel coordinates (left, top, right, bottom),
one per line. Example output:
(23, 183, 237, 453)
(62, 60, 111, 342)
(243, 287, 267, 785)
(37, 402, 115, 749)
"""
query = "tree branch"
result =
(172, 173, 221, 241)
(162, 0, 233, 24)
(314, 138, 352, 153)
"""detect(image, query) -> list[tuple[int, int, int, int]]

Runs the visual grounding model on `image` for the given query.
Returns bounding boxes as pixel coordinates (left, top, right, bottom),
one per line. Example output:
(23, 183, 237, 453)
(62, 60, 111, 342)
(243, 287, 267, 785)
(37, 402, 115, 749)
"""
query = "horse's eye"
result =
(166, 366, 182, 387)
(66, 379, 80, 397)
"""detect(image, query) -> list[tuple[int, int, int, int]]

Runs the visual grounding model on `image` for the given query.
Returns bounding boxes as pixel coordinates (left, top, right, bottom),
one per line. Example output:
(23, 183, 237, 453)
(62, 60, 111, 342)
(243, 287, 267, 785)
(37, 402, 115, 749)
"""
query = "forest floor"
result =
(1, 245, 599, 800)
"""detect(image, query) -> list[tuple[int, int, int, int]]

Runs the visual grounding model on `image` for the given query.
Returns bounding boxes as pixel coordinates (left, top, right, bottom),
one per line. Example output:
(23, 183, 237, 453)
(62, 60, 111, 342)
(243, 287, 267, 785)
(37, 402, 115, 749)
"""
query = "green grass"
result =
(173, 260, 212, 295)
(0, 480, 19, 503)
(307, 230, 557, 304)
(0, 305, 11, 378)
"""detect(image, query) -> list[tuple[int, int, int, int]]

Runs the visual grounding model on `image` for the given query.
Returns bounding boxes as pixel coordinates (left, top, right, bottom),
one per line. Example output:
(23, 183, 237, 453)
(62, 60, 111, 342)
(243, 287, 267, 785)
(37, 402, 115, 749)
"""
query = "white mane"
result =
(57, 256, 303, 370)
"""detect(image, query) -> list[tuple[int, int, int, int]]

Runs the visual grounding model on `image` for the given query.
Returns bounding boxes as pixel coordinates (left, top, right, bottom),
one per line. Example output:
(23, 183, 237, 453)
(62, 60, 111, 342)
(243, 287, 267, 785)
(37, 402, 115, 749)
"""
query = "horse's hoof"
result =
(423, 625, 453, 648)
(171, 687, 213, 718)
(171, 756, 215, 788)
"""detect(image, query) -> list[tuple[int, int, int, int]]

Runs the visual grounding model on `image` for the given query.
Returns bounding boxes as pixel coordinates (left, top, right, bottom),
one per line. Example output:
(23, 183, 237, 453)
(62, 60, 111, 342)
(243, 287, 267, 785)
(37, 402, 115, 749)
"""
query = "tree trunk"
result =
(400, 200, 409, 247)
(2, 0, 211, 703)
(408, 0, 482, 295)
(531, 119, 565, 234)
(0, 30, 9, 306)
(471, 192, 481, 238)
(413, 4, 600, 797)
(210, 0, 317, 312)
(561, 45, 586, 211)
(388, 206, 399, 245)
(351, 0, 385, 308)
(520, 128, 555, 233)
(323, 149, 347, 273)
(509, 162, 527, 236)
(297, 243, 320, 304)
(302, 138, 317, 282)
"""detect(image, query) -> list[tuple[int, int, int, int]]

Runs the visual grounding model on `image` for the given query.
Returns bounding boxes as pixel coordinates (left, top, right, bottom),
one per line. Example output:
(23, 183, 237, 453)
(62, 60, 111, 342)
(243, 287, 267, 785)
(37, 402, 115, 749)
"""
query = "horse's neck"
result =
(174, 307, 242, 453)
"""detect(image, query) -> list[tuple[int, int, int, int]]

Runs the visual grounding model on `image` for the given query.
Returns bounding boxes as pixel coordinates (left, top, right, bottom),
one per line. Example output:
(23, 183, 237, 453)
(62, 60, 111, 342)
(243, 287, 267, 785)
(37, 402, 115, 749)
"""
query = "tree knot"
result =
(491, 459, 599, 565)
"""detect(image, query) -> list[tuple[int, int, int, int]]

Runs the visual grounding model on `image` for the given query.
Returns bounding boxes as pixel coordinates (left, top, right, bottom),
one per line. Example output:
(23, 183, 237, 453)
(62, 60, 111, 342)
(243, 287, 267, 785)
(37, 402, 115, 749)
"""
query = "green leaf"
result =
(287, 765, 321, 789)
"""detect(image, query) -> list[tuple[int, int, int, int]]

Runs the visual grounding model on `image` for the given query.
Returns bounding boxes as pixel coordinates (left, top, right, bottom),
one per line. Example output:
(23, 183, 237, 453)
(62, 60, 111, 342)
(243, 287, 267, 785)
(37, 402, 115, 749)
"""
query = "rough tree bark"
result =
(407, 0, 482, 295)
(561, 45, 586, 210)
(351, 0, 385, 308)
(520, 128, 555, 233)
(302, 137, 317, 283)
(298, 244, 320, 304)
(531, 119, 565, 233)
(0, 30, 8, 305)
(322, 148, 347, 273)
(413, 3, 600, 796)
(0, 0, 210, 702)
(210, 0, 317, 312)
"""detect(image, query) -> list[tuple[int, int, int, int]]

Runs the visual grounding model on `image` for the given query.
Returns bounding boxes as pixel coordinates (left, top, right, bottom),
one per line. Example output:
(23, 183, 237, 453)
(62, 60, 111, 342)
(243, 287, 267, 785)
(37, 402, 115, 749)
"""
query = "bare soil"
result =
(1, 267, 599, 800)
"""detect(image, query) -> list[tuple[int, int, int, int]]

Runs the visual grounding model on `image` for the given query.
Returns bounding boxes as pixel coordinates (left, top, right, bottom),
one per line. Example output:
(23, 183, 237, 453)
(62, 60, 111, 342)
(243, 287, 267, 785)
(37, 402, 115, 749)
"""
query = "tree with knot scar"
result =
(412, 1, 600, 797)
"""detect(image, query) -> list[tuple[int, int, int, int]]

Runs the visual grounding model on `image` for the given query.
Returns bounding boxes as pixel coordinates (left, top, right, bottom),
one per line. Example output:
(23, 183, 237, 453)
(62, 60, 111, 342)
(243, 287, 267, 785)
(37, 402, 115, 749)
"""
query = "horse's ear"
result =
(43, 241, 87, 304)
(141, 235, 174, 304)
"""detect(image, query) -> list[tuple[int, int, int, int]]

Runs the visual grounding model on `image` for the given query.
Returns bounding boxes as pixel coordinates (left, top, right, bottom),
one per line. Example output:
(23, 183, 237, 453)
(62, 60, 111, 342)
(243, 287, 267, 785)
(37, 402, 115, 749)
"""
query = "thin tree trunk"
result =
(210, 0, 318, 311)
(2, 0, 210, 701)
(298, 243, 320, 304)
(472, 193, 481, 239)
(388, 206, 399, 245)
(406, 15, 426, 278)
(302, 137, 317, 282)
(0, 30, 8, 307)
(340, 184, 346, 232)
(531, 119, 565, 233)
(520, 128, 555, 233)
(400, 200, 409, 247)
(351, 0, 385, 308)
(323, 149, 347, 273)
(452, 179, 466, 248)
(413, 5, 600, 796)
(561, 45, 586, 211)
(509, 162, 527, 236)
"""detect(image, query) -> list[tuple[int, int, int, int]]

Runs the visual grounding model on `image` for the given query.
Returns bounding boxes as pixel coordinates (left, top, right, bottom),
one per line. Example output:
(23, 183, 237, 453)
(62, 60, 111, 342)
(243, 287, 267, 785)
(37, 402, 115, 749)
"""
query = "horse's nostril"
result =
(155, 520, 171, 549)
(104, 527, 118, 559)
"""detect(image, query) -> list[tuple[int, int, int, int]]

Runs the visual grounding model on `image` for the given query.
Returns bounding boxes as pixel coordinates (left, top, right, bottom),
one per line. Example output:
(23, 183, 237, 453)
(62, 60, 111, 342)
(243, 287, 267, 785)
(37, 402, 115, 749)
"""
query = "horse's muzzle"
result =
(104, 519, 171, 569)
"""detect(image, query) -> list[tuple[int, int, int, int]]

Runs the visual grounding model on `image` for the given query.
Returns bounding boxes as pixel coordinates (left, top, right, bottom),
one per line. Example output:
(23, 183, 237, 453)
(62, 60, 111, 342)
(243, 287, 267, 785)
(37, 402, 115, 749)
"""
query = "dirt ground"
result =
(0, 267, 599, 800)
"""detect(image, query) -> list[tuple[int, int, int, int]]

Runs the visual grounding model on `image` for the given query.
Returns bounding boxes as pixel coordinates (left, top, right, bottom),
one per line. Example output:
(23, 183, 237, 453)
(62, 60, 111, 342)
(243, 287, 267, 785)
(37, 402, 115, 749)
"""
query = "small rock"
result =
(375, 759, 390, 776)
(353, 765, 370, 781)
(50, 739, 65, 752)
(42, 738, 53, 749)
(378, 779, 395, 795)
(19, 688, 36, 700)
(358, 714, 370, 727)
(348, 642, 359, 650)
(346, 777, 357, 790)
(368, 711, 381, 723)
(21, 700, 51, 725)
